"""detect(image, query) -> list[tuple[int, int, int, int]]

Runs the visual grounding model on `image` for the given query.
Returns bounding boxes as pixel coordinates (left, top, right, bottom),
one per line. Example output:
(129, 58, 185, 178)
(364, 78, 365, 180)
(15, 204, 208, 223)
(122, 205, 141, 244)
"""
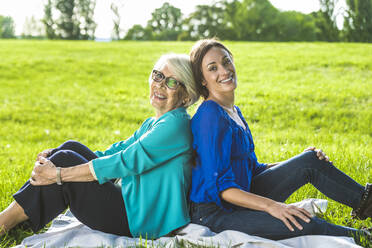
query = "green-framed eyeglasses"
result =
(152, 70, 185, 90)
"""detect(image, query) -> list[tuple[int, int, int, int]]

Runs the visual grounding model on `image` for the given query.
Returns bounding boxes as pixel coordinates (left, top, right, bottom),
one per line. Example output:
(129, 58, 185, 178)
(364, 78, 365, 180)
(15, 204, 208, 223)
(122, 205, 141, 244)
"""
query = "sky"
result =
(0, 0, 345, 39)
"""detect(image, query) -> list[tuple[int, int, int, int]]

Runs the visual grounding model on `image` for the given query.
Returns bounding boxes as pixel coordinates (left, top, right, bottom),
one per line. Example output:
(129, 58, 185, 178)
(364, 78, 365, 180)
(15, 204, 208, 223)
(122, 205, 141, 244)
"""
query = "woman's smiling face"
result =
(149, 64, 186, 117)
(201, 46, 237, 97)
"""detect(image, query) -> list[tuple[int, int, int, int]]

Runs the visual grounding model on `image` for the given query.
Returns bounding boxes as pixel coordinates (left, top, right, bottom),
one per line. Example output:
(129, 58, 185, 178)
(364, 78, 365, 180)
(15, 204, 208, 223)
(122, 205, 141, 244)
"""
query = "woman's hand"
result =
(36, 148, 53, 161)
(221, 188, 313, 232)
(304, 146, 330, 162)
(30, 157, 57, 186)
(266, 201, 312, 232)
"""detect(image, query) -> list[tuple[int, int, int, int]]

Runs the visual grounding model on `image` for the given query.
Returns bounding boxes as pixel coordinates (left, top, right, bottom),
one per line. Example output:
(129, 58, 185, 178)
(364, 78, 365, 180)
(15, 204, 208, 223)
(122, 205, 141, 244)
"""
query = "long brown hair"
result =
(189, 38, 233, 99)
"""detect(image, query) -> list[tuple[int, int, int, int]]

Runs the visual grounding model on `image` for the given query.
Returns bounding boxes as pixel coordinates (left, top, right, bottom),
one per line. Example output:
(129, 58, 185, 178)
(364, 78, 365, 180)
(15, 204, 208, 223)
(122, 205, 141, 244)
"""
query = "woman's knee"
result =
(49, 150, 87, 167)
(300, 150, 319, 161)
(59, 140, 82, 150)
(295, 151, 328, 169)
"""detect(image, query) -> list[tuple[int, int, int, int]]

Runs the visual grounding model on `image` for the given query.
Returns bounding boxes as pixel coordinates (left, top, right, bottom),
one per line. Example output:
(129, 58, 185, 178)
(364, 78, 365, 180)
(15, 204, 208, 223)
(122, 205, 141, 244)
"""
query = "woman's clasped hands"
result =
(36, 148, 53, 161)
(30, 156, 57, 186)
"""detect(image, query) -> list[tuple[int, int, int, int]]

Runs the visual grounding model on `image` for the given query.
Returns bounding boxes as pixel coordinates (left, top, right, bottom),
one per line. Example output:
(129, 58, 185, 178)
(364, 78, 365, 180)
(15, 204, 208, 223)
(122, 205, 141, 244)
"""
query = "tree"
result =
(124, 24, 153, 40)
(277, 11, 317, 41)
(111, 1, 122, 40)
(182, 3, 234, 40)
(76, 0, 97, 40)
(42, 0, 97, 40)
(225, 0, 281, 41)
(344, 0, 372, 42)
(22, 16, 44, 39)
(312, 0, 339, 41)
(222, 0, 242, 40)
(147, 2, 183, 40)
(0, 16, 16, 38)
(43, 0, 57, 39)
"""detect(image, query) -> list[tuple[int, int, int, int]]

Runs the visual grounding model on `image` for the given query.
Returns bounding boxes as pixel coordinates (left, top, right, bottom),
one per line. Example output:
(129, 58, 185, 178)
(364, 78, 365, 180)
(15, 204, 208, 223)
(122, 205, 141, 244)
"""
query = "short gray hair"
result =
(149, 53, 200, 108)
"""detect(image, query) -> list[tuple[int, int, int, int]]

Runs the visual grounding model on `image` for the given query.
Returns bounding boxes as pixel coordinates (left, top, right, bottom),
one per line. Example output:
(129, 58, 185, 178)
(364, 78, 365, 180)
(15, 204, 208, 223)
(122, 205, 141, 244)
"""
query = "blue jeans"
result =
(13, 140, 131, 236)
(191, 151, 366, 241)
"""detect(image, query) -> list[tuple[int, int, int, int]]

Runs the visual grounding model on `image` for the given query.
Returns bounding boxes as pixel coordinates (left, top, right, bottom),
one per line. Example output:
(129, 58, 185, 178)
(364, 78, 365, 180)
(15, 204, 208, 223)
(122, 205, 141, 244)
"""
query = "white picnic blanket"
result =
(13, 199, 361, 248)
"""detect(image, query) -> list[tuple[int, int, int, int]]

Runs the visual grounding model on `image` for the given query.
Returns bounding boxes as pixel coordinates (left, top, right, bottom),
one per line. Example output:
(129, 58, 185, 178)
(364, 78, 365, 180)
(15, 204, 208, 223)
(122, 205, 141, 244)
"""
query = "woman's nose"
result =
(154, 80, 166, 88)
(220, 64, 230, 75)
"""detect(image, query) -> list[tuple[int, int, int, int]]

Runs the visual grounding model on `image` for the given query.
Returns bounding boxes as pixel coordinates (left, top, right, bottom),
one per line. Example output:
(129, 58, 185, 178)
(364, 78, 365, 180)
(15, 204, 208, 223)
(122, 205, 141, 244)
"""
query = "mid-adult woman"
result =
(0, 53, 199, 239)
(188, 39, 371, 242)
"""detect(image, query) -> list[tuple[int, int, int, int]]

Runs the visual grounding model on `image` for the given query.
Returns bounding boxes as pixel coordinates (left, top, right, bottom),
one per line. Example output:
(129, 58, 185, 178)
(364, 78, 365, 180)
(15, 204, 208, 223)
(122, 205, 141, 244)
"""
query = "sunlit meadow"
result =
(0, 40, 371, 247)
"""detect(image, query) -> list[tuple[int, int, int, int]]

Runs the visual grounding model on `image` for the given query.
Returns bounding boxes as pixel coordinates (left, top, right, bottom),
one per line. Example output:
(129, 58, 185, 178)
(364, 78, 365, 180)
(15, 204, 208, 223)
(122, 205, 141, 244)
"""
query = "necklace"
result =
(221, 105, 246, 130)
(221, 105, 236, 115)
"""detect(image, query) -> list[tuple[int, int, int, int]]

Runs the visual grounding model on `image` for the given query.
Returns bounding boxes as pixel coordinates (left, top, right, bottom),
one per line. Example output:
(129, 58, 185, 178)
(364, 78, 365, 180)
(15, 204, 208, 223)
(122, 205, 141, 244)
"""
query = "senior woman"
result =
(188, 39, 371, 243)
(0, 53, 199, 239)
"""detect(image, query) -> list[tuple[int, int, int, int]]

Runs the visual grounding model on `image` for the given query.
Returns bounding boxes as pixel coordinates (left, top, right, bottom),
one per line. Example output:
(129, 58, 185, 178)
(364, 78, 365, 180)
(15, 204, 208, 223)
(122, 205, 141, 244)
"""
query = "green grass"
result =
(0, 40, 371, 247)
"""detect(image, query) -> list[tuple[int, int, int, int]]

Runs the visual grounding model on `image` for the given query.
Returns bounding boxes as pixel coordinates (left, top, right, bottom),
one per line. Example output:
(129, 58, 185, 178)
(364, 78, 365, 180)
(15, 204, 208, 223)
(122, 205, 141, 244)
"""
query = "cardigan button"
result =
(199, 217, 203, 222)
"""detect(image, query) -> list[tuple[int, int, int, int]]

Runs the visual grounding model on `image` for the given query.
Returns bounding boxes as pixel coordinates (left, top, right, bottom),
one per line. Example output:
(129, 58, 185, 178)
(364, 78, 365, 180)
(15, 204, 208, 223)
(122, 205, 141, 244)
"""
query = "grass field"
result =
(0, 40, 371, 247)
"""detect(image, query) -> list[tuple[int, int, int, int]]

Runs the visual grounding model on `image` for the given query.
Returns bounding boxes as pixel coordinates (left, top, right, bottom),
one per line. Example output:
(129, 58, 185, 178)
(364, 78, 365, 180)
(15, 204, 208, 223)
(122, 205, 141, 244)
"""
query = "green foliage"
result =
(124, 25, 153, 40)
(42, 0, 97, 40)
(35, 0, 372, 42)
(0, 16, 15, 38)
(125, 2, 183, 41)
(147, 3, 183, 40)
(182, 3, 233, 41)
(0, 41, 371, 247)
(122, 0, 349, 42)
(76, 0, 97, 40)
(344, 0, 372, 42)
(276, 11, 318, 41)
(229, 0, 280, 41)
(43, 0, 56, 39)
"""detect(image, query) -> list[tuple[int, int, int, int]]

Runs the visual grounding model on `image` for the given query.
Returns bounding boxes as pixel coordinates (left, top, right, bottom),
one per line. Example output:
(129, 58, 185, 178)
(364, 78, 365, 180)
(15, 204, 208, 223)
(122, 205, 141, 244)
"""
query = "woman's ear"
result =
(182, 97, 191, 105)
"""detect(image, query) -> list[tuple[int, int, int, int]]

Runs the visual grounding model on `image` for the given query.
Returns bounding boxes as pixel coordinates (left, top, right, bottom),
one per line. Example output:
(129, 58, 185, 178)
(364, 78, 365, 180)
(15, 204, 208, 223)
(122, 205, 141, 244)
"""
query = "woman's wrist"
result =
(262, 198, 277, 213)
(59, 163, 95, 182)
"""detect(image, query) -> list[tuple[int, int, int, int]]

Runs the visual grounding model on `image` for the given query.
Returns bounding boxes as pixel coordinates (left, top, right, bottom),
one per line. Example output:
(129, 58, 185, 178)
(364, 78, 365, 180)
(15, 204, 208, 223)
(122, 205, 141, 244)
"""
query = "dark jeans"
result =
(191, 151, 366, 241)
(13, 140, 132, 236)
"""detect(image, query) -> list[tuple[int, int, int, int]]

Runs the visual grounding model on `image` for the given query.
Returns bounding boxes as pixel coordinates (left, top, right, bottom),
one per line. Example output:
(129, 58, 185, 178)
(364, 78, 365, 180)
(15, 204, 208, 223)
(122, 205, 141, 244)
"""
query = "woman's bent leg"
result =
(251, 151, 365, 209)
(191, 202, 365, 241)
(50, 140, 98, 161)
(13, 150, 131, 236)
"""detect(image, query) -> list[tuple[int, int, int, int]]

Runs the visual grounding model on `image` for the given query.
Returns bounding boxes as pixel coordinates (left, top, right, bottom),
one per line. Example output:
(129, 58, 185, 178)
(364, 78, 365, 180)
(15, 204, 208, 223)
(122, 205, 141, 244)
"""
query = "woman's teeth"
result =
(221, 77, 233, 83)
(155, 93, 166, 99)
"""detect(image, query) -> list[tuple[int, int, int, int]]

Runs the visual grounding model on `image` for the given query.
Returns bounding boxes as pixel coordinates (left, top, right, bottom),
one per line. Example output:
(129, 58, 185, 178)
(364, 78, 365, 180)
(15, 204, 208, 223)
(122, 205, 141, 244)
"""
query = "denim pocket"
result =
(191, 202, 221, 226)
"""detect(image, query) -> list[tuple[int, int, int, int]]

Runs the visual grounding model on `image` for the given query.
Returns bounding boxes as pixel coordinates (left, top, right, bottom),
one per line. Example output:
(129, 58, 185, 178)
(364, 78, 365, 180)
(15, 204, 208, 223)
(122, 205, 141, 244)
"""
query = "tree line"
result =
(1, 0, 371, 42)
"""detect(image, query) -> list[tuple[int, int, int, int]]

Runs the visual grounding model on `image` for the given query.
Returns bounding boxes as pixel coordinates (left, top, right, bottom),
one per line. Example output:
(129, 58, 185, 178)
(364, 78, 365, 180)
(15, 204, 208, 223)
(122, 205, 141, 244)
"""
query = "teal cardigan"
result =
(91, 108, 192, 238)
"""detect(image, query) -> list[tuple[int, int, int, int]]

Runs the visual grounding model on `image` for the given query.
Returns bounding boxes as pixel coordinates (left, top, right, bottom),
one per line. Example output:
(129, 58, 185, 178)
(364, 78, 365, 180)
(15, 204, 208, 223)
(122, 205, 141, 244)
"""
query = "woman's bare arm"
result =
(221, 188, 312, 231)
(30, 157, 96, 185)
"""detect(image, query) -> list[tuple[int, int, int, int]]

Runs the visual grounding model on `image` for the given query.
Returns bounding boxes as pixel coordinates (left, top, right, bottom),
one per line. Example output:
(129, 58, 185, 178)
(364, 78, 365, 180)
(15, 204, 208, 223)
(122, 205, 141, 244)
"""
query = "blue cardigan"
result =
(92, 108, 192, 238)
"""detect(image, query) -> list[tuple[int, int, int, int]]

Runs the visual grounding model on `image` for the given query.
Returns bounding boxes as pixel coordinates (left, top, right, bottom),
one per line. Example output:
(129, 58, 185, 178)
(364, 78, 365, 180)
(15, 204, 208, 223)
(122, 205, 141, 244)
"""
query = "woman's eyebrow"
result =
(207, 61, 216, 66)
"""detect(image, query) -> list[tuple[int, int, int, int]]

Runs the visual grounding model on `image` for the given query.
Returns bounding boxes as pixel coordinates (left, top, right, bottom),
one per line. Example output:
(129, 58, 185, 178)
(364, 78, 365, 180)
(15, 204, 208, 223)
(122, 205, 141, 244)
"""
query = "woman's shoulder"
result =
(151, 108, 191, 138)
(191, 100, 230, 131)
(166, 107, 190, 120)
(158, 108, 190, 125)
(194, 100, 226, 119)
